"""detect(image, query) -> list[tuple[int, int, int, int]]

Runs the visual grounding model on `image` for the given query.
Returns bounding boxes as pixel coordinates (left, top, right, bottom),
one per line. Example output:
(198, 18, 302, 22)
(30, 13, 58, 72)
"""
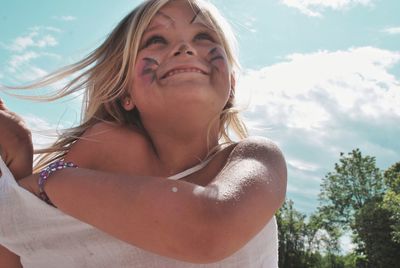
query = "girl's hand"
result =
(0, 99, 33, 180)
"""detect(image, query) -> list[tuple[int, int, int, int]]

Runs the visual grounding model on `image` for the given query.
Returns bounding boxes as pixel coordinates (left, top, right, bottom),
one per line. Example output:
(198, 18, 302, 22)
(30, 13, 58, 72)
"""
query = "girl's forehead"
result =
(146, 1, 213, 29)
(146, 10, 214, 33)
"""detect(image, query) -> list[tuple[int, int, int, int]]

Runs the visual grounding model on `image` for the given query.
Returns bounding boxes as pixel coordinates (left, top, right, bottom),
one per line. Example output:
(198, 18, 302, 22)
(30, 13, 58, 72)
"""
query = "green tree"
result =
(276, 199, 343, 268)
(318, 149, 400, 267)
(382, 162, 400, 242)
(354, 196, 400, 267)
(318, 149, 384, 230)
(306, 212, 341, 255)
(277, 199, 308, 268)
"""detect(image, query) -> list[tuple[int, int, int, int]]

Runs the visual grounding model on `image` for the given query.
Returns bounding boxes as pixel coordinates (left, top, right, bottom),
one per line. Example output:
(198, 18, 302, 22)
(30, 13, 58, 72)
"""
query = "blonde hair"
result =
(5, 0, 247, 171)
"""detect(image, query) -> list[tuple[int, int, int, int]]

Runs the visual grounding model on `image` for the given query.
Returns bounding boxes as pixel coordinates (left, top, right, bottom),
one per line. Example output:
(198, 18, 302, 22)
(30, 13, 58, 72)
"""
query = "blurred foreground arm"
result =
(0, 100, 33, 180)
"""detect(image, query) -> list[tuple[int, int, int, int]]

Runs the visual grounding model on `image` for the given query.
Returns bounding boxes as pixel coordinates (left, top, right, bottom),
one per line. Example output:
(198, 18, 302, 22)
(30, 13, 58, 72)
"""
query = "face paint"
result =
(209, 47, 224, 62)
(208, 47, 227, 71)
(138, 57, 160, 84)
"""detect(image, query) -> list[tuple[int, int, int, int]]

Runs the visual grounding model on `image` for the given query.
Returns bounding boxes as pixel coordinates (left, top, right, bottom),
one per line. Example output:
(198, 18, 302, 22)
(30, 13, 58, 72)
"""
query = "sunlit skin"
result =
(125, 0, 235, 173)
(132, 6, 231, 90)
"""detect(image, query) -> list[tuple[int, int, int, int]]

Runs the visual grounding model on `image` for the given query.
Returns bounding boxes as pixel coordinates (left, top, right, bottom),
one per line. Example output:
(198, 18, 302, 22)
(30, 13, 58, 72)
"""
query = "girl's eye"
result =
(143, 35, 167, 48)
(194, 32, 215, 42)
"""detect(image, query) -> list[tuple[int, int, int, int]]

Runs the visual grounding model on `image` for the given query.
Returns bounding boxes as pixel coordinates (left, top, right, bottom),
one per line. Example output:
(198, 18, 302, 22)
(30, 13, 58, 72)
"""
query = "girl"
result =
(0, 0, 287, 267)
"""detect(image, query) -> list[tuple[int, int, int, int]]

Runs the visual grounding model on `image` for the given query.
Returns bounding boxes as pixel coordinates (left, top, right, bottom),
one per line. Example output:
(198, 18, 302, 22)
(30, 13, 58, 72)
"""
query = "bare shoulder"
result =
(210, 136, 287, 210)
(212, 136, 287, 190)
(229, 137, 286, 171)
(82, 122, 145, 140)
(232, 136, 283, 154)
(64, 122, 152, 171)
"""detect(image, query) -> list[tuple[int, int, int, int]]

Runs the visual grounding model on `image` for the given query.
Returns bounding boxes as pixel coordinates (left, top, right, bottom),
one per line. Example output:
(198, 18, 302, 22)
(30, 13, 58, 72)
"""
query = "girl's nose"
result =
(173, 43, 195, 57)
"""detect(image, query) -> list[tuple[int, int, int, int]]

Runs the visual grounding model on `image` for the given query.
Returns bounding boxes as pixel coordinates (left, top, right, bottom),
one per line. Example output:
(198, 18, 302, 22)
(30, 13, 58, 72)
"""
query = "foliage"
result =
(277, 150, 400, 267)
(354, 196, 400, 267)
(277, 199, 343, 268)
(382, 162, 400, 242)
(277, 199, 308, 268)
(318, 149, 384, 230)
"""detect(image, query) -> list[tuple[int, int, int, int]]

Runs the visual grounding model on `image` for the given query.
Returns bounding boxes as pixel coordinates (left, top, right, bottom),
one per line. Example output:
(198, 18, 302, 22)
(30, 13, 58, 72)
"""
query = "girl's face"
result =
(129, 0, 232, 123)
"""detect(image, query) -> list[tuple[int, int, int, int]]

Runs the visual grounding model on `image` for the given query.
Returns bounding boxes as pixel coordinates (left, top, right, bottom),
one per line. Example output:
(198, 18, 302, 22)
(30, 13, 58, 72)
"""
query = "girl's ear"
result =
(121, 96, 135, 111)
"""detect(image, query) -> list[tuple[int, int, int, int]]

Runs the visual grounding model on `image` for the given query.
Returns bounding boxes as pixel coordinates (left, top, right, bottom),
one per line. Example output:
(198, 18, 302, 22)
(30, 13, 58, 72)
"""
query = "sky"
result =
(1, 0, 400, 218)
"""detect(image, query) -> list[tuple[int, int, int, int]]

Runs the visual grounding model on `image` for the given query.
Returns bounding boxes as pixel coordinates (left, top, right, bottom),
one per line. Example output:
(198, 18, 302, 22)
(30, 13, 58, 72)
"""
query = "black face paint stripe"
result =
(142, 57, 160, 82)
(190, 10, 201, 24)
(143, 57, 160, 66)
(208, 47, 224, 62)
(142, 57, 159, 76)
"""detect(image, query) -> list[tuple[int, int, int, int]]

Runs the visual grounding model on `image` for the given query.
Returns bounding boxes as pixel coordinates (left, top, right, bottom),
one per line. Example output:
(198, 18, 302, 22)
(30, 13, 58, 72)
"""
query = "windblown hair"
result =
(5, 0, 247, 171)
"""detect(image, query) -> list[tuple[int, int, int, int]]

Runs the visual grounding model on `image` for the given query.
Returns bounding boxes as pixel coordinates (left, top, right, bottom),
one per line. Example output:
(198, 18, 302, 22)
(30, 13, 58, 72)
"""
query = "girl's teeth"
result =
(166, 68, 203, 78)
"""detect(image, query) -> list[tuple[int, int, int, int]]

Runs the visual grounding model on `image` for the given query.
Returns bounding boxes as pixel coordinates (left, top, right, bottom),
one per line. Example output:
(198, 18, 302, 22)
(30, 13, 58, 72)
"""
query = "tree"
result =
(382, 162, 400, 242)
(276, 199, 308, 268)
(318, 149, 400, 266)
(354, 196, 400, 267)
(318, 149, 384, 230)
(276, 199, 342, 268)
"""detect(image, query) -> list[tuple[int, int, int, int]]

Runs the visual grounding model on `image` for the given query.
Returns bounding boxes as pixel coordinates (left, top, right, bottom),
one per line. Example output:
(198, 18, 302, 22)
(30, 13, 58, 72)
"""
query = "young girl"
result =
(0, 0, 287, 267)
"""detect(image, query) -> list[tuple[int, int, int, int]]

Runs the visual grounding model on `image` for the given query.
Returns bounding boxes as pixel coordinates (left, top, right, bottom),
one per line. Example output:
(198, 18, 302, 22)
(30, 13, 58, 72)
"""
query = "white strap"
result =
(167, 157, 214, 180)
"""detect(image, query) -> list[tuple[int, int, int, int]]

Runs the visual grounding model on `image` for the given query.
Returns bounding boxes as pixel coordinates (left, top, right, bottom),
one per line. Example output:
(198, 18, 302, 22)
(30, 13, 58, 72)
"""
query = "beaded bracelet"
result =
(38, 160, 78, 206)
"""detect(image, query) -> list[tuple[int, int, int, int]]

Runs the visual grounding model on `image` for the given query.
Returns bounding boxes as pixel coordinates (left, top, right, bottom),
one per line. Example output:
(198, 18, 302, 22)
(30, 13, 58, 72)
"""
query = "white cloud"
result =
(281, 0, 373, 17)
(14, 65, 48, 82)
(5, 51, 65, 82)
(238, 47, 400, 124)
(2, 27, 63, 83)
(243, 16, 257, 33)
(383, 27, 400, 35)
(36, 35, 58, 48)
(288, 158, 320, 172)
(7, 51, 51, 82)
(8, 51, 40, 71)
(29, 26, 62, 33)
(23, 114, 63, 149)
(237, 46, 400, 214)
(53, 15, 77, 21)
(9, 31, 38, 52)
(7, 29, 58, 52)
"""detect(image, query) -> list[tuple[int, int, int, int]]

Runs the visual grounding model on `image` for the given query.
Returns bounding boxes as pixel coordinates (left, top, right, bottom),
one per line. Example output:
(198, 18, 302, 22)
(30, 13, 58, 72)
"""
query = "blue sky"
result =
(1, 0, 400, 217)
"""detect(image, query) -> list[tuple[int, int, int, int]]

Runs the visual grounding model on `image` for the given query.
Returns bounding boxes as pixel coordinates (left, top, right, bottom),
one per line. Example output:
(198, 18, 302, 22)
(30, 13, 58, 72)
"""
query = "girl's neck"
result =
(147, 125, 220, 176)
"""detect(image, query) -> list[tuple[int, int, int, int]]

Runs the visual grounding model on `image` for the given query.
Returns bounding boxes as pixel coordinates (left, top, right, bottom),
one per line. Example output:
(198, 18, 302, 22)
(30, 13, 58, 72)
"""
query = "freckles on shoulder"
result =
(233, 137, 286, 162)
(230, 136, 287, 186)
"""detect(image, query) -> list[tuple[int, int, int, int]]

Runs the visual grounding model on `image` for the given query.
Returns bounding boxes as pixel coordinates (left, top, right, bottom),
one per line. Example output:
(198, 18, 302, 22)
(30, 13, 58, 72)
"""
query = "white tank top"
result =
(0, 156, 278, 267)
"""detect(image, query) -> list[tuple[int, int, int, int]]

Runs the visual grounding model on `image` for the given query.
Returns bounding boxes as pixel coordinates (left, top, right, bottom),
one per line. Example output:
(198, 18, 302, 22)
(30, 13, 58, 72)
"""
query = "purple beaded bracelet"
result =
(38, 160, 77, 206)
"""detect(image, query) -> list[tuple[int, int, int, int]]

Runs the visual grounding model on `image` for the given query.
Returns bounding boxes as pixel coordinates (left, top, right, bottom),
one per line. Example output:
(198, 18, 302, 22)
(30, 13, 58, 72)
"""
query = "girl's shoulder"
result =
(219, 136, 286, 182)
(64, 122, 154, 173)
(231, 136, 284, 158)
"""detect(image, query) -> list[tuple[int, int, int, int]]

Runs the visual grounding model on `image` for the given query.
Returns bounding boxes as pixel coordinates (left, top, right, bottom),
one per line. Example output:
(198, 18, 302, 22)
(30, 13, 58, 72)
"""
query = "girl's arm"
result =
(0, 103, 29, 267)
(21, 137, 286, 263)
(0, 102, 33, 180)
(0, 245, 22, 268)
